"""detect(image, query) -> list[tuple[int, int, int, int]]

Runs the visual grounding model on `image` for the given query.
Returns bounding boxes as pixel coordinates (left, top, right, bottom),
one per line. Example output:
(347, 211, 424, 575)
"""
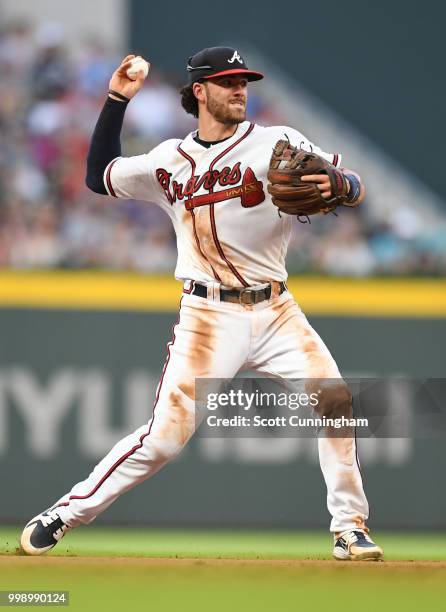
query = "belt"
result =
(187, 281, 287, 305)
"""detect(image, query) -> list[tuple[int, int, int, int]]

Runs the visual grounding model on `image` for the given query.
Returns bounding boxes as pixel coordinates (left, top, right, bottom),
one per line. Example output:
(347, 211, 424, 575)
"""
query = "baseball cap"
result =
(186, 46, 264, 85)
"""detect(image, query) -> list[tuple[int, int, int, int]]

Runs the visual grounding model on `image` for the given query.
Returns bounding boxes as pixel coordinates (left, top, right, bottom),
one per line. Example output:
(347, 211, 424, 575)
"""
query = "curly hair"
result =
(180, 84, 199, 118)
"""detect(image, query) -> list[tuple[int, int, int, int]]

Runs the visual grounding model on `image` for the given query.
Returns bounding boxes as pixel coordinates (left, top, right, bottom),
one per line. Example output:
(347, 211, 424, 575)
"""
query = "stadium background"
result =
(0, 0, 445, 532)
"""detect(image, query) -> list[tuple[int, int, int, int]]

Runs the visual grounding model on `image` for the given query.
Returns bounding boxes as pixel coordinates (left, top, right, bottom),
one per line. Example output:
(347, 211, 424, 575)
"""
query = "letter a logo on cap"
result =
(228, 50, 243, 64)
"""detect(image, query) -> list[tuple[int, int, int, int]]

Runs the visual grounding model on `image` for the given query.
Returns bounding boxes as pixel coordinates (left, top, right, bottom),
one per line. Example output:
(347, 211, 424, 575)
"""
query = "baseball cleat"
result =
(332, 529, 384, 561)
(20, 508, 70, 556)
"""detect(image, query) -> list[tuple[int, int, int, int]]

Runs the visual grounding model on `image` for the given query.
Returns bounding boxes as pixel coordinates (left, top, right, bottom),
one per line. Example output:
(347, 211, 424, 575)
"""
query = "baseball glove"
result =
(267, 139, 350, 218)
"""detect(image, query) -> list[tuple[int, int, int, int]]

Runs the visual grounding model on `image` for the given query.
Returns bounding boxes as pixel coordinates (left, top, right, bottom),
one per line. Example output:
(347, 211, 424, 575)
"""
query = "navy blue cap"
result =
(187, 47, 264, 85)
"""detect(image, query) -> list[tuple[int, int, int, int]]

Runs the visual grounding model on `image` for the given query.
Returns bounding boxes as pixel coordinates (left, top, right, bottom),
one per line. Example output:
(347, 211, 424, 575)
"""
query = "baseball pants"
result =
(53, 287, 369, 534)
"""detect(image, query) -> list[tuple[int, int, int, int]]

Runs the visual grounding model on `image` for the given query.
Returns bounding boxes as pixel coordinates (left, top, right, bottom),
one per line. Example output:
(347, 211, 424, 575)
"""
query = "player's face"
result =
(203, 75, 248, 124)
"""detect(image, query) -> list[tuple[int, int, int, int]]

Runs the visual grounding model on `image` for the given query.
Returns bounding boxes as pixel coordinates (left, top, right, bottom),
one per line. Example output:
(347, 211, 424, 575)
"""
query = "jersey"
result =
(103, 121, 341, 287)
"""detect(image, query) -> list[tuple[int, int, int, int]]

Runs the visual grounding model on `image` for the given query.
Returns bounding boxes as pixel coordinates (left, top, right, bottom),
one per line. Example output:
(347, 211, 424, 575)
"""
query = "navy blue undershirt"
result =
(193, 134, 232, 148)
(86, 98, 127, 194)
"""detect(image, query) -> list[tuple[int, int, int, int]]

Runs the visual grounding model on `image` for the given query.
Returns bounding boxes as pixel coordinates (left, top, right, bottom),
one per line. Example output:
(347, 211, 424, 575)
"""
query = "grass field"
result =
(1, 527, 445, 612)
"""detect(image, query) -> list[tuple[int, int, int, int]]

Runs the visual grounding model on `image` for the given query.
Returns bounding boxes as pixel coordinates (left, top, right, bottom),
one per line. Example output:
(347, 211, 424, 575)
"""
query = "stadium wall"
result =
(0, 273, 444, 528)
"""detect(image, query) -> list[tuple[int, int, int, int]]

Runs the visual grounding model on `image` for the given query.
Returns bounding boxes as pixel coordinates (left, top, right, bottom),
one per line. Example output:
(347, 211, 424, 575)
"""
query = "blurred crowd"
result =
(1, 21, 445, 276)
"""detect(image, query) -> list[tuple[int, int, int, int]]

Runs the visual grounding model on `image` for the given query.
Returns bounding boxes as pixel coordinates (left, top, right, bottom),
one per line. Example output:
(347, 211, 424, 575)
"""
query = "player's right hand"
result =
(108, 55, 147, 100)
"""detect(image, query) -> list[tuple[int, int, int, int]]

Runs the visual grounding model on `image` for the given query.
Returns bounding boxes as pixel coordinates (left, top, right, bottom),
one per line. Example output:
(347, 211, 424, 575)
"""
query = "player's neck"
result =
(196, 116, 239, 142)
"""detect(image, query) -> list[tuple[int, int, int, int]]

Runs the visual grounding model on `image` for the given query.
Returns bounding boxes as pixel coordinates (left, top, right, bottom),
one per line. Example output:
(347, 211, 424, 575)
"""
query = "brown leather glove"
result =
(267, 139, 350, 218)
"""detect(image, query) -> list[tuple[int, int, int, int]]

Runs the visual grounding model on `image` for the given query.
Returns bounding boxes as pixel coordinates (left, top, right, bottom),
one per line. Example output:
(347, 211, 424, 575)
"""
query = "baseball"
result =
(126, 56, 150, 80)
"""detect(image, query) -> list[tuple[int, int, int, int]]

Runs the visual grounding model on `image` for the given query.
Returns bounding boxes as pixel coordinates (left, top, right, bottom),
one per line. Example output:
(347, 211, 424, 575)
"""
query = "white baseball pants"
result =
(53, 288, 369, 534)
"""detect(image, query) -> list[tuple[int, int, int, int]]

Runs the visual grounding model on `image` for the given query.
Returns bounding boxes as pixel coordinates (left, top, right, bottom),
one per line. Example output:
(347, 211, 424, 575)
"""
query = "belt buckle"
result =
(239, 288, 255, 305)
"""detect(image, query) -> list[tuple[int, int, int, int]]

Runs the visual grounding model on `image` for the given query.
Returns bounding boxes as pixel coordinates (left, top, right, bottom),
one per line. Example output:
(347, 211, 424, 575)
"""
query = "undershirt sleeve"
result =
(85, 97, 128, 195)
(85, 96, 166, 206)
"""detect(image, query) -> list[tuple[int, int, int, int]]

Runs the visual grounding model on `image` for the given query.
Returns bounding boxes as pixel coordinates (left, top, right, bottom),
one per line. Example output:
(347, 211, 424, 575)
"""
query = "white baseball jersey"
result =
(103, 121, 341, 287)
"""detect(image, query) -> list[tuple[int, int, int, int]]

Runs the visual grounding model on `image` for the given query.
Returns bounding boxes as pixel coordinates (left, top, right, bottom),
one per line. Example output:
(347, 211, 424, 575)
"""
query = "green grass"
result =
(1, 528, 445, 612)
(1, 558, 446, 612)
(1, 526, 446, 561)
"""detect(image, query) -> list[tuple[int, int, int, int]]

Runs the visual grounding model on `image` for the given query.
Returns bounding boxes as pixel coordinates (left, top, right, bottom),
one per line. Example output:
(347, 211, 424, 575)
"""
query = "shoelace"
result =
(40, 510, 62, 527)
(40, 510, 70, 541)
(53, 524, 69, 541)
(341, 530, 372, 549)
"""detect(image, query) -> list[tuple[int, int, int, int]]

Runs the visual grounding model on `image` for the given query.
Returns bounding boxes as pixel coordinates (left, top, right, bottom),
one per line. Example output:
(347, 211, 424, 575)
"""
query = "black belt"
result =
(188, 281, 287, 305)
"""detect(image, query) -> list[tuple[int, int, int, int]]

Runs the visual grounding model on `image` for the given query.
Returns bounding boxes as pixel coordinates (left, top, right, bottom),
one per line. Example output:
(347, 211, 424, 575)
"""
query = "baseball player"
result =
(21, 47, 383, 561)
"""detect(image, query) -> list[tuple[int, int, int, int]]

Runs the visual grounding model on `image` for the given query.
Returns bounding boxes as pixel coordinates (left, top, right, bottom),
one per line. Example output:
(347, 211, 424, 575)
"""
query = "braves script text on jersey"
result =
(49, 121, 369, 534)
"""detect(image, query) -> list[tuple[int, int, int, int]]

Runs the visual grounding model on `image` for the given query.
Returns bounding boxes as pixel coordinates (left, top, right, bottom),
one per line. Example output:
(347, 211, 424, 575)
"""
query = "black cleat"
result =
(20, 509, 70, 556)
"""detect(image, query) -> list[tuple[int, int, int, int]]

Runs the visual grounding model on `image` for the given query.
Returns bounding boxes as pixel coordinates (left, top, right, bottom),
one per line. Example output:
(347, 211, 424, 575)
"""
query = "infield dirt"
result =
(2, 555, 446, 568)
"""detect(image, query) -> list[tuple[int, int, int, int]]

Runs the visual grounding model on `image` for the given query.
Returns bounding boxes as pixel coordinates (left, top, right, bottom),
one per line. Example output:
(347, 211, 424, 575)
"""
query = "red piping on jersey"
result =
(105, 159, 119, 197)
(177, 144, 197, 173)
(333, 154, 339, 167)
(53, 299, 184, 511)
(208, 202, 247, 287)
(206, 123, 255, 288)
(208, 123, 255, 172)
(177, 144, 222, 283)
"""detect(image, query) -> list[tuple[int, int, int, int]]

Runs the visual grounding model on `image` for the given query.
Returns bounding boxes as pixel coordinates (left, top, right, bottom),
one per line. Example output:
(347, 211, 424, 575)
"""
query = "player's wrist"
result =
(108, 89, 130, 103)
(344, 173, 361, 203)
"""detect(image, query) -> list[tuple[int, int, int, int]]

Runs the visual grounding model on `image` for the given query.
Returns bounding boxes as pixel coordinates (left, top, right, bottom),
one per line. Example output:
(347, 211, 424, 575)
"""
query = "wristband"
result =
(108, 89, 130, 103)
(344, 174, 361, 203)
